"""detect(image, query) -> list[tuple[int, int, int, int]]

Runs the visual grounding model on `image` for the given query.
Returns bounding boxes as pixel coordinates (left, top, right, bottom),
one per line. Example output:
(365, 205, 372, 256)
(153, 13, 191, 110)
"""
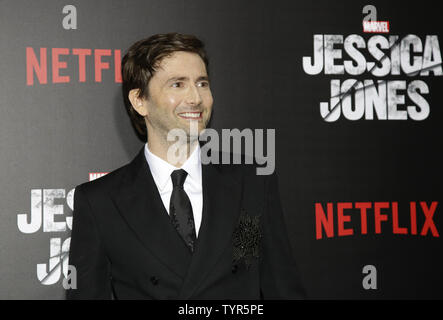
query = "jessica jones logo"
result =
(16, 173, 107, 288)
(302, 8, 442, 122)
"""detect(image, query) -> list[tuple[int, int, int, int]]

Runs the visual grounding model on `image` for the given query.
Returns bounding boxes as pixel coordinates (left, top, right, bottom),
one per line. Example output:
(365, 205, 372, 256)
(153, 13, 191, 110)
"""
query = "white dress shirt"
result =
(144, 142, 203, 237)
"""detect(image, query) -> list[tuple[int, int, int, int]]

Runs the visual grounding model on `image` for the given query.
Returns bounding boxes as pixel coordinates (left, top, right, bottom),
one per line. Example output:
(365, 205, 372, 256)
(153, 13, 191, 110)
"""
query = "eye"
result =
(198, 81, 210, 88)
(171, 82, 183, 88)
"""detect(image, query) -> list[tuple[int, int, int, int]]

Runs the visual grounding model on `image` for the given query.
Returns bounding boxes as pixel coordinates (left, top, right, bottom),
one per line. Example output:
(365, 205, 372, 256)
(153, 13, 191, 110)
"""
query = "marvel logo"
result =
(363, 21, 390, 33)
(89, 172, 108, 181)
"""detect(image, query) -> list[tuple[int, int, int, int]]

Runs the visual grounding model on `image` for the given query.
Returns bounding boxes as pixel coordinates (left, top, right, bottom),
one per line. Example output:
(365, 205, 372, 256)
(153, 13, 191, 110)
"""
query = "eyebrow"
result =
(166, 76, 209, 83)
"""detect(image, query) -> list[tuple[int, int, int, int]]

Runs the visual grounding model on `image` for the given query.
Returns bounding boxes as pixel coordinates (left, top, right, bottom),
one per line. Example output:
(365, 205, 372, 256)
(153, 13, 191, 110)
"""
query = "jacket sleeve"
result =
(66, 185, 112, 299)
(259, 171, 306, 299)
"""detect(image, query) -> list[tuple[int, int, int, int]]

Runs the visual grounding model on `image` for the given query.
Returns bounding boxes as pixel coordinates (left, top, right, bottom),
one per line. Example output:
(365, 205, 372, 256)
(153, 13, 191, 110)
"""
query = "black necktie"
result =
(169, 169, 197, 253)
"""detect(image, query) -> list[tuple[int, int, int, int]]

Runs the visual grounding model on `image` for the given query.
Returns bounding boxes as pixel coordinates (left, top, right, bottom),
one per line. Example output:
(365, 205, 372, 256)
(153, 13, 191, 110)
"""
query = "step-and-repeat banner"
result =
(0, 0, 441, 299)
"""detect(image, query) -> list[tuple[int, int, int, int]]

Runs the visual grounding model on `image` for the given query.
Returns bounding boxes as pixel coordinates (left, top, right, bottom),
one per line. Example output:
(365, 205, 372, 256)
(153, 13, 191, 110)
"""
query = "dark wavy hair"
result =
(121, 32, 210, 138)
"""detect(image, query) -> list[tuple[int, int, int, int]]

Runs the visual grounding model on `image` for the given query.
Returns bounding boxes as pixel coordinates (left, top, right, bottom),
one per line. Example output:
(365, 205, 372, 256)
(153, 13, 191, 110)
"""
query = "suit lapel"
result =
(110, 148, 192, 279)
(178, 161, 243, 299)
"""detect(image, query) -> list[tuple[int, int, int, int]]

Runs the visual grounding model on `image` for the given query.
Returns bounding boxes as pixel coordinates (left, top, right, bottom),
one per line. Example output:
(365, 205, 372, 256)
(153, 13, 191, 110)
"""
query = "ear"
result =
(128, 89, 148, 117)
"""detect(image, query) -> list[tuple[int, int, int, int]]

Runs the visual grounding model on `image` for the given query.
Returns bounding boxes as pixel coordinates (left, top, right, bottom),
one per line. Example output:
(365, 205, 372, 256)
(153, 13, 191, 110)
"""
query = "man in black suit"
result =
(67, 33, 305, 299)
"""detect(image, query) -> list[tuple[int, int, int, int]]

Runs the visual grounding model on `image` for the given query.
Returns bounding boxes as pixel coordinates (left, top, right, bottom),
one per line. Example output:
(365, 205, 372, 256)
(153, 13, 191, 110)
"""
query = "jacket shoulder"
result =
(74, 161, 132, 198)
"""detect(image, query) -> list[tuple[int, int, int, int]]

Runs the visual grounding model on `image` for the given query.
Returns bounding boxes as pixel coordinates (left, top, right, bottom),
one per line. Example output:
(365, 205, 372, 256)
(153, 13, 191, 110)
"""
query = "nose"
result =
(186, 83, 203, 106)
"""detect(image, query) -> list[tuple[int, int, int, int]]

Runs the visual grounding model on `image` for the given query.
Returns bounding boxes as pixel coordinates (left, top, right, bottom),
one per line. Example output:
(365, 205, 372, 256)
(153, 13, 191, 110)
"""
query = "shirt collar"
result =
(144, 142, 202, 192)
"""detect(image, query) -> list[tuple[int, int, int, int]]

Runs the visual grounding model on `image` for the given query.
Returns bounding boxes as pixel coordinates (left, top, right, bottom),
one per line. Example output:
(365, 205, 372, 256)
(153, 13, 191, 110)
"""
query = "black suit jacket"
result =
(66, 147, 305, 299)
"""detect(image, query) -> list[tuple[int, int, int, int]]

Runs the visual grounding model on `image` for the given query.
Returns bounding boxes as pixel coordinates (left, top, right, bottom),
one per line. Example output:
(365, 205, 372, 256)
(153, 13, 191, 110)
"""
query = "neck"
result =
(147, 133, 198, 168)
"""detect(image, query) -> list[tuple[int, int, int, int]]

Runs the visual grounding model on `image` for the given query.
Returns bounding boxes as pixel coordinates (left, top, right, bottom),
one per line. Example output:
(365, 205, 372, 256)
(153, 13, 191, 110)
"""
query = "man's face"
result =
(142, 51, 213, 142)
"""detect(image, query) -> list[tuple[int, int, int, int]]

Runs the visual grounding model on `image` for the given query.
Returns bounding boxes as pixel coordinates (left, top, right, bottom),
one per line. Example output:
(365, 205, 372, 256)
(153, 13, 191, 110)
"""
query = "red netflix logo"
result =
(26, 47, 122, 85)
(315, 201, 439, 239)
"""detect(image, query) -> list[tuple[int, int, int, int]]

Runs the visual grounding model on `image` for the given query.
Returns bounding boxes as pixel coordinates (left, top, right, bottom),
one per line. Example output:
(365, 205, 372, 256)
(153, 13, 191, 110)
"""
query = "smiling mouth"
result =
(177, 112, 203, 120)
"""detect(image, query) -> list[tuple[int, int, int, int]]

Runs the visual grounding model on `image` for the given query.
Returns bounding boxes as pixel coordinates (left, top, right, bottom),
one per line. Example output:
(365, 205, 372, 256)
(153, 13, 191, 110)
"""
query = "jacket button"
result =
(232, 264, 238, 274)
(150, 276, 159, 285)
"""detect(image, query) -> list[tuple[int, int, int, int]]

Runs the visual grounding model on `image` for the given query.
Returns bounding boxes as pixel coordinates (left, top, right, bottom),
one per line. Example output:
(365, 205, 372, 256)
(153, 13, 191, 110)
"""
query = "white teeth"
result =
(179, 112, 201, 118)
